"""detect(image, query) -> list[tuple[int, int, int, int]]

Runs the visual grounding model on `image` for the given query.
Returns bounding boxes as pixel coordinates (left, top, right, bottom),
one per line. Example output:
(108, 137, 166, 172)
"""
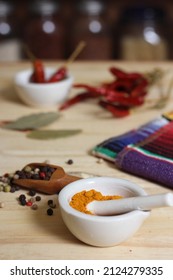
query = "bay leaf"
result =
(2, 112, 60, 131)
(27, 129, 82, 140)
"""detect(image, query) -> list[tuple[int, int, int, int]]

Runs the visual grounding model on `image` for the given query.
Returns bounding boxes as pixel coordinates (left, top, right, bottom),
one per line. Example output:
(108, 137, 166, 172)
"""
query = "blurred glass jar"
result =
(69, 0, 112, 60)
(0, 1, 21, 61)
(115, 6, 170, 61)
(23, 0, 65, 60)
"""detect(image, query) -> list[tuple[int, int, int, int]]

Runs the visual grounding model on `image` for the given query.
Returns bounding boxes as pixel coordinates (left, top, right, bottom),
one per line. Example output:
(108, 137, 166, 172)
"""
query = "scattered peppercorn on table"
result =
(0, 61, 173, 260)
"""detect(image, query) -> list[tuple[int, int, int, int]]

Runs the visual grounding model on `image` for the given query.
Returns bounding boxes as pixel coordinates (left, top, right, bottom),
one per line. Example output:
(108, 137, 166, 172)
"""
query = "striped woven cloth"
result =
(92, 113, 173, 188)
(116, 120, 173, 188)
(92, 117, 168, 162)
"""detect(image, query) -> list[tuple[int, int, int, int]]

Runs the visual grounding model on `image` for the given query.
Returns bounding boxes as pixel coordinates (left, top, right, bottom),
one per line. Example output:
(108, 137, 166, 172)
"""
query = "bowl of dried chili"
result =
(14, 66, 74, 107)
(58, 177, 150, 247)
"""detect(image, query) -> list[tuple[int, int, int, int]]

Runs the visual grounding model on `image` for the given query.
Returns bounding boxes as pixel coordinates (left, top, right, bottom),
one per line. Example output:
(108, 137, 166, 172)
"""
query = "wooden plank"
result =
(0, 61, 173, 259)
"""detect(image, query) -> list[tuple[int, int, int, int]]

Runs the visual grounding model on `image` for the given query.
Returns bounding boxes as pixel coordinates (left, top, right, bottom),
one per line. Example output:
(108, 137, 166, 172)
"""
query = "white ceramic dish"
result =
(58, 177, 150, 247)
(14, 68, 74, 107)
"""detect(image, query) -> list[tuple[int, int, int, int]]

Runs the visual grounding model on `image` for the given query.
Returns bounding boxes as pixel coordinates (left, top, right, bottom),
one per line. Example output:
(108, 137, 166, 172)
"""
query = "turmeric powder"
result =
(70, 189, 122, 215)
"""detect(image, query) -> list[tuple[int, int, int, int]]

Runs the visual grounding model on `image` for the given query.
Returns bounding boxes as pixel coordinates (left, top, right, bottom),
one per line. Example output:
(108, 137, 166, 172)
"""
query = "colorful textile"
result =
(92, 113, 173, 188)
(92, 117, 169, 162)
(116, 121, 173, 188)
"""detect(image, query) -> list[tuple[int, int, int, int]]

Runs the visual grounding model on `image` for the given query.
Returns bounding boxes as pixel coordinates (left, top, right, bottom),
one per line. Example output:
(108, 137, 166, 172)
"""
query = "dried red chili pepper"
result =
(74, 84, 105, 94)
(99, 101, 130, 118)
(131, 78, 148, 97)
(23, 45, 45, 83)
(110, 67, 144, 81)
(109, 67, 128, 79)
(74, 84, 127, 98)
(30, 60, 45, 83)
(104, 94, 145, 106)
(59, 91, 99, 110)
(104, 79, 134, 93)
(126, 72, 144, 80)
(60, 66, 149, 118)
(47, 66, 67, 83)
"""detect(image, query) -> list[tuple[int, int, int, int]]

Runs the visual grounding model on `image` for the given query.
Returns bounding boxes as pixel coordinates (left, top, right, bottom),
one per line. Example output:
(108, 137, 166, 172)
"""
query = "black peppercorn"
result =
(48, 199, 53, 205)
(14, 185, 20, 191)
(47, 208, 53, 216)
(20, 199, 26, 206)
(35, 195, 41, 201)
(10, 187, 16, 193)
(28, 189, 36, 196)
(66, 159, 73, 165)
(19, 194, 26, 201)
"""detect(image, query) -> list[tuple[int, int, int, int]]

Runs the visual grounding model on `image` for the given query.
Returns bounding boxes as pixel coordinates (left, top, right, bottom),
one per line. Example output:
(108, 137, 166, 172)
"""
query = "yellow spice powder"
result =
(70, 189, 122, 214)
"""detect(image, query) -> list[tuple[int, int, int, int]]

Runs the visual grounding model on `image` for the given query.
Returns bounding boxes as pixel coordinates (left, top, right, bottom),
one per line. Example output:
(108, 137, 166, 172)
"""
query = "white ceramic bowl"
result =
(58, 177, 150, 247)
(14, 68, 74, 107)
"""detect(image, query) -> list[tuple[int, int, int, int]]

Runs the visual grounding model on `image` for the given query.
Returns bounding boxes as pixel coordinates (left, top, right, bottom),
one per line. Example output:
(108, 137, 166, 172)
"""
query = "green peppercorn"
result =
(24, 165, 32, 173)
(4, 185, 11, 192)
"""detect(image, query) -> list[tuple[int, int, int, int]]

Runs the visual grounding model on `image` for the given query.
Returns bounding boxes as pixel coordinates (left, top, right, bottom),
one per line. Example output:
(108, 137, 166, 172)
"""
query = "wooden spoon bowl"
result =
(13, 162, 81, 194)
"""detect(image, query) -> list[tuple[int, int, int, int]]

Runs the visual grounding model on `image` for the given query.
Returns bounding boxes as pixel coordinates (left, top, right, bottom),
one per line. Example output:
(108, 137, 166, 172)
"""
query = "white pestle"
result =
(87, 193, 173, 216)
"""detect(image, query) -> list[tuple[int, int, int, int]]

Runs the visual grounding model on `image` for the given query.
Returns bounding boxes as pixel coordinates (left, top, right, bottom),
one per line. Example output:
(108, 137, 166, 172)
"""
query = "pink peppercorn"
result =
(26, 201, 33, 206)
(39, 172, 46, 179)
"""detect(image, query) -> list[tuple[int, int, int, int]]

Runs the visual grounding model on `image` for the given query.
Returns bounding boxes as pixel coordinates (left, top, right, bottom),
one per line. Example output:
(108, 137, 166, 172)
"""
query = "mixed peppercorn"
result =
(0, 164, 58, 215)
(15, 164, 56, 181)
(17, 191, 56, 215)
(0, 164, 56, 191)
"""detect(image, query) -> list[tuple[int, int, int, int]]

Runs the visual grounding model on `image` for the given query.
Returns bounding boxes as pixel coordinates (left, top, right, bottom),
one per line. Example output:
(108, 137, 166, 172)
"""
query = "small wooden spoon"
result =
(13, 162, 81, 194)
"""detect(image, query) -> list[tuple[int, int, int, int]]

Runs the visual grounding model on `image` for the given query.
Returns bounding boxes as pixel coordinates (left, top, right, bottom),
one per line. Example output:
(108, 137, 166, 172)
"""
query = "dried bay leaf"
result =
(27, 129, 82, 140)
(2, 112, 59, 131)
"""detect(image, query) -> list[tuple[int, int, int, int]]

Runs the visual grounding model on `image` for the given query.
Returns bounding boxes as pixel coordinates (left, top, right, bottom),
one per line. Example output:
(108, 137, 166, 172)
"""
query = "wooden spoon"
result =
(13, 162, 81, 194)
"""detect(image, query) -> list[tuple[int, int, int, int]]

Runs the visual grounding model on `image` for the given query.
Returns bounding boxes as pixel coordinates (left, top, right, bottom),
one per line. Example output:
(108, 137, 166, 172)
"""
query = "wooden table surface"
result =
(0, 61, 173, 260)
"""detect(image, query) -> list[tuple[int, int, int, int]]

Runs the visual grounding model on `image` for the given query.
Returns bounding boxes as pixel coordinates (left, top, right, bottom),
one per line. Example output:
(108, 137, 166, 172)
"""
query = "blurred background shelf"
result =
(0, 0, 173, 61)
